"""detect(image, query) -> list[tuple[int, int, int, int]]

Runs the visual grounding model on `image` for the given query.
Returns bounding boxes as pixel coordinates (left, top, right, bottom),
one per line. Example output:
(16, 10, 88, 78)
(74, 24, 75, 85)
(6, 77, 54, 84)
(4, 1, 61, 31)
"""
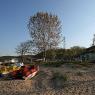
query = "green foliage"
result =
(34, 46, 86, 62)
(79, 62, 92, 67)
(42, 61, 64, 67)
(68, 61, 92, 68)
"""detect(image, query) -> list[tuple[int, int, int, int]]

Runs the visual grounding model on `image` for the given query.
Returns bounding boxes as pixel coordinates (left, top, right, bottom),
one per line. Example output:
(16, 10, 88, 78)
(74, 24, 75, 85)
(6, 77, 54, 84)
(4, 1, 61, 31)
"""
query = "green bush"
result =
(68, 61, 92, 67)
(42, 61, 64, 67)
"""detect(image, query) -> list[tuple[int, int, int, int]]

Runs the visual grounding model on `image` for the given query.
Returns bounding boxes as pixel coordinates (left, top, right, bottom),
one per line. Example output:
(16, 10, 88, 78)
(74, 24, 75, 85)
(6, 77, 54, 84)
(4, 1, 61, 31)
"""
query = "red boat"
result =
(9, 65, 39, 80)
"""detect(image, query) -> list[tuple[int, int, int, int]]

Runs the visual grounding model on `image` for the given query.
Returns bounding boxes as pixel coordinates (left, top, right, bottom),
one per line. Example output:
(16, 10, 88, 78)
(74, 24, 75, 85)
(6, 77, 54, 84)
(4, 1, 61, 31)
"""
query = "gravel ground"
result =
(0, 64, 95, 95)
(0, 80, 95, 95)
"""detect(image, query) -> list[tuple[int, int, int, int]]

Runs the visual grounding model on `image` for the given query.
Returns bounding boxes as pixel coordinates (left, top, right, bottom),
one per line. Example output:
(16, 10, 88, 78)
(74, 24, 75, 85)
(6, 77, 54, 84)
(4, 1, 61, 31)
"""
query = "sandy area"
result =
(0, 64, 95, 95)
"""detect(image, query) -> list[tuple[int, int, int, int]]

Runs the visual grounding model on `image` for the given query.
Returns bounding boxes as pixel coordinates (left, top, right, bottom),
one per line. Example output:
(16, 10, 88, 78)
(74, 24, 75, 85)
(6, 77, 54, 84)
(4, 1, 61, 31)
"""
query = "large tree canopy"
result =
(28, 12, 62, 60)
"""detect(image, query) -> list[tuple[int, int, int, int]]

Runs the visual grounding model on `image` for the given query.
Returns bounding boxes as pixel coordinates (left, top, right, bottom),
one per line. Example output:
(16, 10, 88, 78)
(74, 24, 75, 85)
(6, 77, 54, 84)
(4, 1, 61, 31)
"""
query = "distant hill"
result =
(0, 55, 35, 63)
(0, 56, 18, 62)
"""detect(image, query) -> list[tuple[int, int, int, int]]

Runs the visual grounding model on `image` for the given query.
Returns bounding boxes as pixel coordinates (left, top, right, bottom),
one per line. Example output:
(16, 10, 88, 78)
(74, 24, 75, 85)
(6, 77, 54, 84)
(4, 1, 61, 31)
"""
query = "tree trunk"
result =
(43, 49, 46, 62)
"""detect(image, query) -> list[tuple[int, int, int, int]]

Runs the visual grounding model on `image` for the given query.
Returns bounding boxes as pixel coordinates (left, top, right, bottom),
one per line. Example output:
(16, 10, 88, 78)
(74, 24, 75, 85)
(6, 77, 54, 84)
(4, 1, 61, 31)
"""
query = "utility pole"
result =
(92, 34, 95, 46)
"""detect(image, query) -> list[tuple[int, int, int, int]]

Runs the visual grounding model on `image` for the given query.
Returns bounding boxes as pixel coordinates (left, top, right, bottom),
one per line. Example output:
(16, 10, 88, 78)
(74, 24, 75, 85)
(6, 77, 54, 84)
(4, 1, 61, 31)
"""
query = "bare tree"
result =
(16, 40, 32, 62)
(28, 12, 62, 61)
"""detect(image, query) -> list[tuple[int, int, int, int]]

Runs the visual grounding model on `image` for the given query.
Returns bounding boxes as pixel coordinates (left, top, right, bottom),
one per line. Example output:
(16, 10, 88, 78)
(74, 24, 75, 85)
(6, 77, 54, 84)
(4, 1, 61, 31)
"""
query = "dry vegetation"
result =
(0, 63, 95, 95)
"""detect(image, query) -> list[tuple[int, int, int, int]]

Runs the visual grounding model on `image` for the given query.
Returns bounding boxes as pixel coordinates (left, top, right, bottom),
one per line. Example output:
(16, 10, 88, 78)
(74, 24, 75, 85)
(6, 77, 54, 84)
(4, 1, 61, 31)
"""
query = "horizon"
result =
(0, 0, 95, 56)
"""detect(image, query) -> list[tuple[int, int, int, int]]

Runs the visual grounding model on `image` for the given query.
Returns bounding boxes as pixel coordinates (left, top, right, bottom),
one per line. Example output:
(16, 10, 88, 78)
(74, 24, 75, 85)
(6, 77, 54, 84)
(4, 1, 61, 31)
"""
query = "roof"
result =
(85, 46, 95, 53)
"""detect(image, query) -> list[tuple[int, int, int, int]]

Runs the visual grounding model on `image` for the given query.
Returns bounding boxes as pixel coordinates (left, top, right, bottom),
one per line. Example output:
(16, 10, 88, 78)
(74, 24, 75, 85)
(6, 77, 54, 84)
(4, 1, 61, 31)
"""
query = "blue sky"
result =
(0, 0, 95, 56)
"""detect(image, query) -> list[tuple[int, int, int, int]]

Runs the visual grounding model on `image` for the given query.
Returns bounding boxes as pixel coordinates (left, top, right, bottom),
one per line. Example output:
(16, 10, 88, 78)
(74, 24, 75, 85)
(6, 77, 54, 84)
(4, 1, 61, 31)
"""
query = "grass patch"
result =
(67, 61, 93, 68)
(42, 61, 64, 67)
(79, 62, 92, 67)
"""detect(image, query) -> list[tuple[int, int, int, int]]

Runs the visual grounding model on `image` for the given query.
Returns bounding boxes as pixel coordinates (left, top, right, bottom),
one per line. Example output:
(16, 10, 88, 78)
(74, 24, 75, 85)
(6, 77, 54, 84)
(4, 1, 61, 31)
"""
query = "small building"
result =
(77, 46, 95, 62)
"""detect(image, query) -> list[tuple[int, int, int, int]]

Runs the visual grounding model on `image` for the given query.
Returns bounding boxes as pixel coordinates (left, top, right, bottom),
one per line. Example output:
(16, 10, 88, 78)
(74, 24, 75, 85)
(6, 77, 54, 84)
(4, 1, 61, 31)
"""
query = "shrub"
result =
(42, 61, 64, 67)
(52, 72, 67, 81)
(76, 72, 83, 76)
(51, 72, 67, 89)
(79, 62, 91, 67)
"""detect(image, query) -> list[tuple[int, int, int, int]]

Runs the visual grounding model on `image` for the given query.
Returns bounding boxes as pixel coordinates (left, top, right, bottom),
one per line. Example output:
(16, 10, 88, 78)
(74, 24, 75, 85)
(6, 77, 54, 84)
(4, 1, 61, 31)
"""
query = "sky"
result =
(0, 0, 95, 56)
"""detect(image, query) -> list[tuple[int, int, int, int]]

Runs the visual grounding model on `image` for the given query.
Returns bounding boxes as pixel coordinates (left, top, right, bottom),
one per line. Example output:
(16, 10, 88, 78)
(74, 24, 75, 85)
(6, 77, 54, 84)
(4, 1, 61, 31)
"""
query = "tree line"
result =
(15, 12, 85, 62)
